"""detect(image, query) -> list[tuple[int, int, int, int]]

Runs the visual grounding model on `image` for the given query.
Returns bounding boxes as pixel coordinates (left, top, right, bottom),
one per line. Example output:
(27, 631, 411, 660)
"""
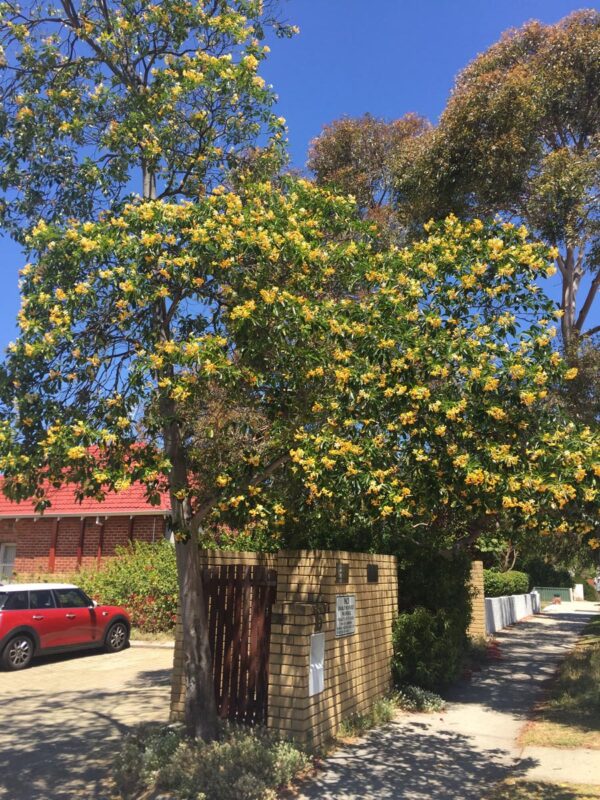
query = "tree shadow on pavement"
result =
(444, 613, 596, 718)
(0, 676, 169, 800)
(298, 719, 537, 800)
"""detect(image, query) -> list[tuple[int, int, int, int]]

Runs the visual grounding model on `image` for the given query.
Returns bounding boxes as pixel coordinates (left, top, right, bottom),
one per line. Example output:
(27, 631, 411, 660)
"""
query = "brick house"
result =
(0, 482, 171, 580)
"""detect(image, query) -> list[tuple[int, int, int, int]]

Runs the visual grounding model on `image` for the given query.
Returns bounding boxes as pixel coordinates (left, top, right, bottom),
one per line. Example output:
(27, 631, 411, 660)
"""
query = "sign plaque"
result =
(309, 632, 325, 696)
(335, 594, 356, 637)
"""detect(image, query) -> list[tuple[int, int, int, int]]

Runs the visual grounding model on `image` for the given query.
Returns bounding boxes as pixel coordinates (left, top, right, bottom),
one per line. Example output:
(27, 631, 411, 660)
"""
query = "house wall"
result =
(0, 514, 167, 578)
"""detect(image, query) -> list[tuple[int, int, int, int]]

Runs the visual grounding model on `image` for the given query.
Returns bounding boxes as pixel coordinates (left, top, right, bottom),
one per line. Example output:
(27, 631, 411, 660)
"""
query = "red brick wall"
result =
(0, 515, 167, 578)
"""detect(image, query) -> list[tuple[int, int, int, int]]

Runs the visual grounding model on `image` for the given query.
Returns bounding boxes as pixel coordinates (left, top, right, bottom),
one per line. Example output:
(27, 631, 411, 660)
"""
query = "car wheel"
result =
(2, 635, 34, 671)
(104, 621, 129, 653)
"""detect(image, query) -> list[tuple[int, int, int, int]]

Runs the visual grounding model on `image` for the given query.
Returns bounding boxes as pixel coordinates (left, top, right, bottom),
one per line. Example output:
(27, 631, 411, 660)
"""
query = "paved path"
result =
(297, 602, 600, 800)
(0, 646, 173, 800)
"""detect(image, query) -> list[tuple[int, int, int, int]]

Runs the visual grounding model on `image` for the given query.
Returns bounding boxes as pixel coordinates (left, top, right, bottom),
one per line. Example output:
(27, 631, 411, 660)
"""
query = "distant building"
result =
(0, 482, 170, 580)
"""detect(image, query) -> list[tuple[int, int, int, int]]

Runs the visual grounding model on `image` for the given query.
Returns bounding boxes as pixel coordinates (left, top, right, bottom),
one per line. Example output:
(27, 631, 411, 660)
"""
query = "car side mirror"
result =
(89, 600, 98, 608)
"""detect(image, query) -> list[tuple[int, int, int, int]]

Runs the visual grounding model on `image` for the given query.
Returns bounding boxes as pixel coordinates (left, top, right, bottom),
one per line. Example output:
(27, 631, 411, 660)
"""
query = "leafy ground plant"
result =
(395, 685, 446, 713)
(337, 688, 445, 740)
(519, 617, 600, 749)
(113, 722, 310, 800)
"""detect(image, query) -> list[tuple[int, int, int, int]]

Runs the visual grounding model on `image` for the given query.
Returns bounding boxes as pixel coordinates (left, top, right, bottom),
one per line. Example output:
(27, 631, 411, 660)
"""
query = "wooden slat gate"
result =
(202, 564, 277, 726)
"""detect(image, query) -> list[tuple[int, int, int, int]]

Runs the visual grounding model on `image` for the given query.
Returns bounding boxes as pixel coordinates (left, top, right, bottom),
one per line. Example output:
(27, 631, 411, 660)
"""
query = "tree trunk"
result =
(175, 534, 219, 740)
(156, 303, 219, 741)
(165, 419, 220, 741)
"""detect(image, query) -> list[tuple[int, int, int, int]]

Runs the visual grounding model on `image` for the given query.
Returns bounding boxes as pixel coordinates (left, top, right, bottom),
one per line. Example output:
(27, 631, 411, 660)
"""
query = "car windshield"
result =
(0, 592, 8, 610)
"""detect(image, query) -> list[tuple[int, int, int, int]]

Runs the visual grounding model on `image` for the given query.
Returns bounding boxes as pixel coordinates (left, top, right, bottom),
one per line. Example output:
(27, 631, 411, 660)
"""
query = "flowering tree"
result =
(0, 0, 293, 741)
(0, 0, 293, 238)
(1, 180, 599, 741)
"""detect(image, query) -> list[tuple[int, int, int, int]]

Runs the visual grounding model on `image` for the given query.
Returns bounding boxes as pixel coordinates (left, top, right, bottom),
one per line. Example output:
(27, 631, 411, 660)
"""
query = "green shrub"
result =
(581, 579, 599, 602)
(483, 569, 530, 598)
(521, 558, 572, 590)
(78, 540, 178, 633)
(113, 722, 310, 800)
(392, 606, 467, 690)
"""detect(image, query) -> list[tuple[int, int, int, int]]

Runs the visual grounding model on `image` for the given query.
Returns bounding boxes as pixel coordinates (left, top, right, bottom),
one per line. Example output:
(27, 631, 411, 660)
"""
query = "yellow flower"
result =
(483, 378, 499, 392)
(487, 406, 507, 421)
(230, 300, 256, 320)
(67, 445, 87, 460)
(216, 474, 231, 487)
(565, 368, 578, 380)
(519, 391, 536, 407)
(80, 237, 99, 253)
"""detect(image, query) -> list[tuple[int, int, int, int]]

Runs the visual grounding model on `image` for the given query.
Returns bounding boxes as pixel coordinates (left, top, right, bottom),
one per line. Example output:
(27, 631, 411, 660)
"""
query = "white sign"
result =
(335, 594, 356, 637)
(309, 632, 325, 696)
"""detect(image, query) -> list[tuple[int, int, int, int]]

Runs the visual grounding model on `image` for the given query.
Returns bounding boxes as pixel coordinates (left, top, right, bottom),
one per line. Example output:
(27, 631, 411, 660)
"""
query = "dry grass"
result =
(486, 779, 600, 800)
(130, 627, 174, 643)
(520, 617, 600, 749)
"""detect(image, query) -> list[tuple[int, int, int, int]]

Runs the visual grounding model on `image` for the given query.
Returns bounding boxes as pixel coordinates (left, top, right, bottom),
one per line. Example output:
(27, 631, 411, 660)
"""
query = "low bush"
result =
(113, 722, 310, 800)
(78, 540, 178, 633)
(392, 606, 467, 690)
(483, 569, 529, 598)
(338, 695, 399, 739)
(395, 685, 446, 713)
(581, 579, 599, 602)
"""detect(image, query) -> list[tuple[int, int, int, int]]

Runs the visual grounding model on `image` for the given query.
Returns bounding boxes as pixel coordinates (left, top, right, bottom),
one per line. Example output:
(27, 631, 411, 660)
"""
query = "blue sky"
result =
(0, 0, 597, 350)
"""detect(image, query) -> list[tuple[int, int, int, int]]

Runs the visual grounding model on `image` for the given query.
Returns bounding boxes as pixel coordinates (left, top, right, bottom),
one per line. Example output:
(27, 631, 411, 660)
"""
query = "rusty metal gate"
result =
(202, 563, 277, 726)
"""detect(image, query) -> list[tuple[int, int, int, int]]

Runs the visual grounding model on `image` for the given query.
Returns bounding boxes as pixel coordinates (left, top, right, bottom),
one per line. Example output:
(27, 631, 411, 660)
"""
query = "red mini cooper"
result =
(0, 583, 130, 670)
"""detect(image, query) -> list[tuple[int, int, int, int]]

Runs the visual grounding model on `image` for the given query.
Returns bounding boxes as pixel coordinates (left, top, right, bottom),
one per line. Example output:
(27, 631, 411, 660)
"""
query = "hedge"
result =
(392, 606, 467, 690)
(483, 569, 530, 598)
(78, 540, 178, 633)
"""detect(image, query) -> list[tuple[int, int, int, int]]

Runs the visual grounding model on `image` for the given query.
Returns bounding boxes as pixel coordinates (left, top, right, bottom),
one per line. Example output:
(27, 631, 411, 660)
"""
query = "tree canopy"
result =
(395, 10, 600, 349)
(2, 184, 598, 558)
(0, 0, 294, 238)
(308, 112, 429, 235)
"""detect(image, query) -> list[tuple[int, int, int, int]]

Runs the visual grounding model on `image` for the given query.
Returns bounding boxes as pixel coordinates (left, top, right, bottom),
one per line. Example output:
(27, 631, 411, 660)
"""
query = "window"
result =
(29, 590, 55, 610)
(0, 544, 16, 581)
(0, 591, 28, 610)
(53, 588, 90, 608)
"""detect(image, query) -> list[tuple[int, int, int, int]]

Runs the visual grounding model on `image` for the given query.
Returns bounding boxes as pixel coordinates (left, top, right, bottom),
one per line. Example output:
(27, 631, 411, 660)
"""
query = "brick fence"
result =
(171, 549, 398, 749)
(171, 551, 485, 748)
(468, 560, 486, 639)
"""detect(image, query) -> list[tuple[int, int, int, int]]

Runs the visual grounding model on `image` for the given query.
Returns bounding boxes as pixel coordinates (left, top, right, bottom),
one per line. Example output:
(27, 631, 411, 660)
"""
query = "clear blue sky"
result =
(0, 0, 597, 351)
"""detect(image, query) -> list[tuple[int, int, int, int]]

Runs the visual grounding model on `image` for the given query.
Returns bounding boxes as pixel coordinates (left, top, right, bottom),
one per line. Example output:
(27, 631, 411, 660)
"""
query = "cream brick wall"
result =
(170, 549, 398, 749)
(468, 560, 486, 639)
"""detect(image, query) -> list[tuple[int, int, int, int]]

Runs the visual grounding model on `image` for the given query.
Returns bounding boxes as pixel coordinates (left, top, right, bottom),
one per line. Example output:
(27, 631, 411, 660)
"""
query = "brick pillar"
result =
(468, 560, 486, 638)
(267, 601, 315, 744)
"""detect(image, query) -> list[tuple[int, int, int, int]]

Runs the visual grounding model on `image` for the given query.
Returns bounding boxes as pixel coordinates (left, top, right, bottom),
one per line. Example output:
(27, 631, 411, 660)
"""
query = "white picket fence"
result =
(485, 591, 541, 634)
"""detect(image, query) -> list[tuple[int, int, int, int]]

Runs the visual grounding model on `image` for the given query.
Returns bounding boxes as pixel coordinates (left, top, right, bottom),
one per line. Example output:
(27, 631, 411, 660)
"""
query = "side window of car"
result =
(29, 590, 55, 610)
(4, 591, 28, 610)
(54, 589, 88, 608)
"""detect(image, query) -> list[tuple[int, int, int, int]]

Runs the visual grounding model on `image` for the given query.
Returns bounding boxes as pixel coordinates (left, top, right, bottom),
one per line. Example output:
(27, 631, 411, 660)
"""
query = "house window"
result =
(0, 544, 16, 581)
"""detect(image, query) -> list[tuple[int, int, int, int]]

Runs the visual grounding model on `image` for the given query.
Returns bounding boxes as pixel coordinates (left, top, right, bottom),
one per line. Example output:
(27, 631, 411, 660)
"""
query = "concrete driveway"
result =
(0, 645, 173, 800)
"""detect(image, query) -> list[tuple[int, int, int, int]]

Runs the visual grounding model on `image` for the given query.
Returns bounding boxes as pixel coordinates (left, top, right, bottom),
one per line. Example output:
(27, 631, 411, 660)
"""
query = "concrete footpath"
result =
(296, 602, 600, 800)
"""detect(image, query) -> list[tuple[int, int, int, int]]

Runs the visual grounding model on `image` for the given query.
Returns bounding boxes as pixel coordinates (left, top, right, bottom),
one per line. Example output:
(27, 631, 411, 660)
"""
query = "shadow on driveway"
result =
(0, 648, 173, 799)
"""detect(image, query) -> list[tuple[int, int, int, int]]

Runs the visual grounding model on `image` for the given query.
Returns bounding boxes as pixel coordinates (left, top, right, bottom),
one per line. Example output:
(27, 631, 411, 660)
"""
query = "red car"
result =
(0, 583, 130, 670)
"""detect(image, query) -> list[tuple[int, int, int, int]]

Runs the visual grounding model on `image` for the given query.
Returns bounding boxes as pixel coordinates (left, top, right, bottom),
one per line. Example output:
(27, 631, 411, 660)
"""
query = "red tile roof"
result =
(0, 480, 171, 518)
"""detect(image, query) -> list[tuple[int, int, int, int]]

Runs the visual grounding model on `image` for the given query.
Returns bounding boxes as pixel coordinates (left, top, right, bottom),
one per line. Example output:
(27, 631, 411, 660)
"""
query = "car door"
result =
(28, 588, 69, 649)
(52, 588, 95, 645)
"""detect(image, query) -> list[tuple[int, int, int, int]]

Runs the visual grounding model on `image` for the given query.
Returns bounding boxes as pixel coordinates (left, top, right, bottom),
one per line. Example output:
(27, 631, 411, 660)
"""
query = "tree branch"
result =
(189, 452, 290, 532)
(575, 268, 600, 334)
